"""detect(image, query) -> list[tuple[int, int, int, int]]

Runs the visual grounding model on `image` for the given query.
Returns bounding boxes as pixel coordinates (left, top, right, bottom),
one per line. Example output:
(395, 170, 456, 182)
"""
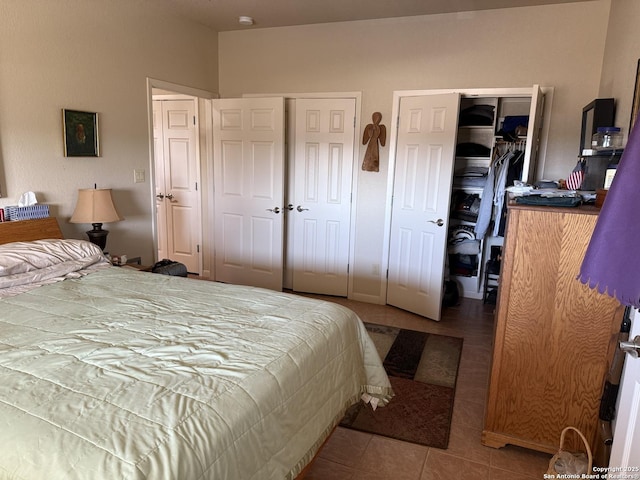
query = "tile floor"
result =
(298, 294, 552, 480)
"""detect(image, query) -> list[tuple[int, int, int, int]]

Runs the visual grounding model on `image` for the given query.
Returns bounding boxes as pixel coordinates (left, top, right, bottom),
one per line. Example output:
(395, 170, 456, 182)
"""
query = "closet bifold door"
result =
(386, 93, 460, 321)
(289, 98, 356, 296)
(212, 97, 286, 291)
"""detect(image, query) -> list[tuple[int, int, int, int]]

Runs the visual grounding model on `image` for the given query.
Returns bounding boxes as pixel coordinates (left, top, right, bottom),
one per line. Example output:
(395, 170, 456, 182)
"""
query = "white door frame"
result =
(152, 97, 202, 274)
(382, 87, 553, 306)
(145, 78, 215, 277)
(244, 92, 362, 298)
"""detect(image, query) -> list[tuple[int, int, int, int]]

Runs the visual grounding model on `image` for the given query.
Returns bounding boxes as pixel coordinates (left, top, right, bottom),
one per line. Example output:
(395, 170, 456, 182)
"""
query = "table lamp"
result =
(70, 187, 123, 251)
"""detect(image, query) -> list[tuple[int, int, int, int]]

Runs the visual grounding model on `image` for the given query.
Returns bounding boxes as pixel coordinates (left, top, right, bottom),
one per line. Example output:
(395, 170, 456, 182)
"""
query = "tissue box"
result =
(4, 204, 50, 221)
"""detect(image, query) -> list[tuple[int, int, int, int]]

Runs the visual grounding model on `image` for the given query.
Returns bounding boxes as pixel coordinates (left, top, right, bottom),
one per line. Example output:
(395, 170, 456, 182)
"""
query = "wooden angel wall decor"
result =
(362, 112, 386, 172)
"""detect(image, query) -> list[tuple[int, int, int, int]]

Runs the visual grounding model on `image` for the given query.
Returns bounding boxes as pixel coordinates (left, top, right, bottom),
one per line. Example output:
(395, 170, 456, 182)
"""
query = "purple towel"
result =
(578, 121, 640, 308)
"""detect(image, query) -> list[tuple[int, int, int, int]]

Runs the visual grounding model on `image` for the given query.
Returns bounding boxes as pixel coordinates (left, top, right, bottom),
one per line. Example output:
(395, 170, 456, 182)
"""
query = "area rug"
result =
(341, 323, 463, 449)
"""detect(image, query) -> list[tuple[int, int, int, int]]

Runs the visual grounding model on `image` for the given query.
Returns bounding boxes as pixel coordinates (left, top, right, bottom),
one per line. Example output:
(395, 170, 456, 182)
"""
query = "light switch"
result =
(134, 169, 145, 183)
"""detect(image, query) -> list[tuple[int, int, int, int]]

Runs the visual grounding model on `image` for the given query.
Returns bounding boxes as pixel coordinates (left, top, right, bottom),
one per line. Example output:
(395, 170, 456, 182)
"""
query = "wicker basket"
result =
(546, 426, 593, 476)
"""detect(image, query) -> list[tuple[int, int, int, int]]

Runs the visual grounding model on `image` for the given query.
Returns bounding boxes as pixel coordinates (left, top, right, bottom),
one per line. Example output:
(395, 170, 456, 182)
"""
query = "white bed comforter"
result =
(0, 240, 392, 480)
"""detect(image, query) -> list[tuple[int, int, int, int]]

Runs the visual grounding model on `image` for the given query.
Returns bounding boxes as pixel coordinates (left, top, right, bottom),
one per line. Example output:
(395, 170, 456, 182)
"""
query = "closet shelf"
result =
(451, 272, 479, 279)
(494, 136, 528, 143)
(452, 186, 483, 194)
(455, 156, 491, 161)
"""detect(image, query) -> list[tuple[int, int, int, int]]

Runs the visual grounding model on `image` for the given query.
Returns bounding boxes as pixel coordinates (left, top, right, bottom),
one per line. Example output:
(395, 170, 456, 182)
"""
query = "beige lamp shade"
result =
(70, 188, 123, 224)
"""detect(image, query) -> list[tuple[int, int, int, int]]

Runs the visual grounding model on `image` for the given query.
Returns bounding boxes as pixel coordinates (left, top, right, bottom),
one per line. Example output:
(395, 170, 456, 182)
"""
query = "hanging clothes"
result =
(475, 150, 515, 239)
(491, 151, 513, 237)
(496, 150, 524, 236)
(474, 159, 497, 239)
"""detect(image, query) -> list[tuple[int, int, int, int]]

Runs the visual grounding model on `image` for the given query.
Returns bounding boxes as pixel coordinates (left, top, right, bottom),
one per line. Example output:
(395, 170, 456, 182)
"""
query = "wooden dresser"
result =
(482, 204, 624, 454)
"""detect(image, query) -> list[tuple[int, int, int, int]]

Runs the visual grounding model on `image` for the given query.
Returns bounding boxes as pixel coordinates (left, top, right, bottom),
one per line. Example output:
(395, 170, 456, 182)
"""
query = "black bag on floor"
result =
(151, 259, 188, 277)
(442, 280, 459, 307)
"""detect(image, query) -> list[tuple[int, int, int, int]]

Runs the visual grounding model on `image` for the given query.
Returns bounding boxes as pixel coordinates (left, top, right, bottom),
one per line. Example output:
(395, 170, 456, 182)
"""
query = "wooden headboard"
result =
(0, 218, 64, 245)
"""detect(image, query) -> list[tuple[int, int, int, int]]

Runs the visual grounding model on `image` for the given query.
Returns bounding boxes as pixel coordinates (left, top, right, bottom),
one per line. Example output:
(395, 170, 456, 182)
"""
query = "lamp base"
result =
(86, 223, 109, 251)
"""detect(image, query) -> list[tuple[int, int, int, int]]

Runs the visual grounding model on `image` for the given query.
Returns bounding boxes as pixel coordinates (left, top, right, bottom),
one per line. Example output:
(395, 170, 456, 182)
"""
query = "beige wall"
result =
(0, 0, 218, 263)
(599, 0, 640, 139)
(3, 0, 637, 302)
(219, 1, 610, 299)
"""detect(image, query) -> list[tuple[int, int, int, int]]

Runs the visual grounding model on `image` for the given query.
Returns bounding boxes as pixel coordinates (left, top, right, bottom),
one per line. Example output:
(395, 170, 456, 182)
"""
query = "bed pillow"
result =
(0, 239, 108, 277)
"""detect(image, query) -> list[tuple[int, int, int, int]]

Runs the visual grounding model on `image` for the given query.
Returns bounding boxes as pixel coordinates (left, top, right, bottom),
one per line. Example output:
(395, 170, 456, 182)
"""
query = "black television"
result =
(580, 98, 615, 154)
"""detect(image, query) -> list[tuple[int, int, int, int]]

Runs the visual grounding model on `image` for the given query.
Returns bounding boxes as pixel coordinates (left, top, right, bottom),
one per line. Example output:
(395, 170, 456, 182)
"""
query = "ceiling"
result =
(155, 0, 595, 32)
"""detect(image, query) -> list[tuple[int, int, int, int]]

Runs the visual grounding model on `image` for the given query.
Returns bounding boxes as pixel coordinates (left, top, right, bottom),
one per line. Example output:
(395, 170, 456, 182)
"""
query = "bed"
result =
(0, 218, 393, 480)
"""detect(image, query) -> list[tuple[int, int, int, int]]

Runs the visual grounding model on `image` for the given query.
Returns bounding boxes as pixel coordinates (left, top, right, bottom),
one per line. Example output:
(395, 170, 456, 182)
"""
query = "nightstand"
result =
(110, 255, 140, 266)
(122, 262, 152, 272)
(112, 256, 151, 271)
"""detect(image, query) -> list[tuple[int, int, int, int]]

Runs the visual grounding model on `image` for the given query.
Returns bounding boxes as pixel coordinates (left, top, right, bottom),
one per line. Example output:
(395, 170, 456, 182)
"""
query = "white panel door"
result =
(153, 99, 202, 274)
(213, 97, 285, 291)
(610, 307, 640, 470)
(290, 98, 356, 296)
(387, 93, 459, 321)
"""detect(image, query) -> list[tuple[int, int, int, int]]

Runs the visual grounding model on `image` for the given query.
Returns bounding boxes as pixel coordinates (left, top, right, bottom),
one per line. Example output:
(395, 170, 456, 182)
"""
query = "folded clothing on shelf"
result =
(453, 166, 489, 189)
(497, 115, 529, 141)
(451, 192, 481, 221)
(458, 104, 495, 126)
(456, 142, 491, 157)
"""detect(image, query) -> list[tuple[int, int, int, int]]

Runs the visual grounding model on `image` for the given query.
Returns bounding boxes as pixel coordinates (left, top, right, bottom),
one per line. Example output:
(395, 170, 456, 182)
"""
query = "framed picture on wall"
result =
(62, 109, 100, 157)
(630, 59, 640, 133)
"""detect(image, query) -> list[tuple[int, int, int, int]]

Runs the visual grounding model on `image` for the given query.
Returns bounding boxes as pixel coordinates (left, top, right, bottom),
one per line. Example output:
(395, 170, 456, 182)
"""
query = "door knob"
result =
(266, 207, 281, 214)
(165, 193, 174, 201)
(428, 218, 444, 227)
(296, 205, 309, 212)
(156, 193, 164, 200)
(286, 204, 294, 211)
(620, 335, 640, 358)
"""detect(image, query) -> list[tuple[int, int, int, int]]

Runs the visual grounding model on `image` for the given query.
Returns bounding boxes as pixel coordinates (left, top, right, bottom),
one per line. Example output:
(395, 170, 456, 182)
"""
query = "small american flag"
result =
(566, 160, 585, 190)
